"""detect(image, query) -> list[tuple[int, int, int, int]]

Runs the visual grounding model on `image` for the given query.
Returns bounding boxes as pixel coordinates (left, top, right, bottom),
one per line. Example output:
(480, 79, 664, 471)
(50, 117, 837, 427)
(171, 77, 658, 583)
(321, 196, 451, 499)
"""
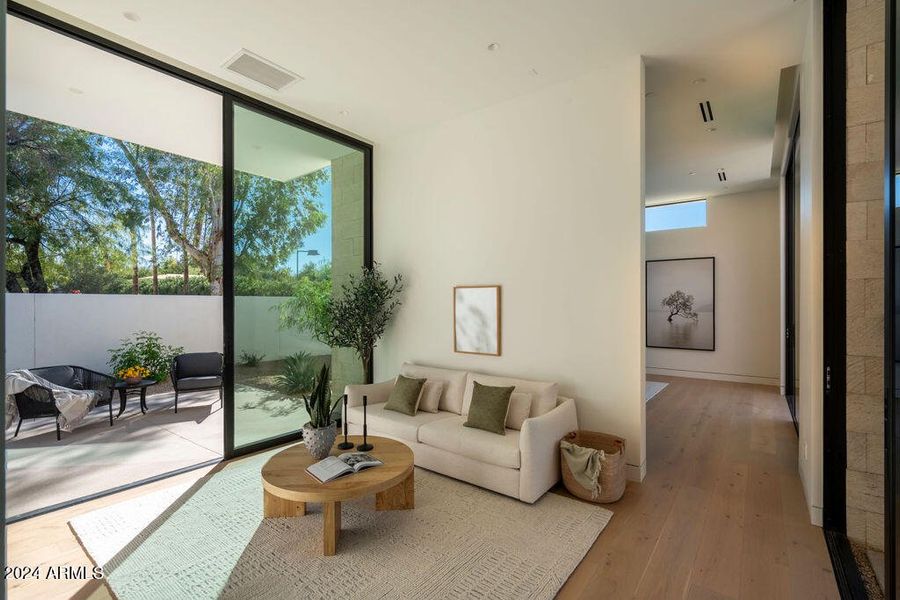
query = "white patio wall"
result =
(5, 293, 328, 374)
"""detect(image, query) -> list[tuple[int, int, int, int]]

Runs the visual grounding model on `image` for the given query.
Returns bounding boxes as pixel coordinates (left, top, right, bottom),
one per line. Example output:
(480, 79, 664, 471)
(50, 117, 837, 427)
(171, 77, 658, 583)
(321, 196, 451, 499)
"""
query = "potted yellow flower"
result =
(118, 365, 150, 385)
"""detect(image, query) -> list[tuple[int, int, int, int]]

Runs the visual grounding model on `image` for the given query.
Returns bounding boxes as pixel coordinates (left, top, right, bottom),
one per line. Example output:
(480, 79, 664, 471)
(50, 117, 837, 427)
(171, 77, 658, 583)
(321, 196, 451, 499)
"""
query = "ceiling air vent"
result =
(223, 49, 302, 91)
(699, 100, 715, 123)
(716, 168, 727, 182)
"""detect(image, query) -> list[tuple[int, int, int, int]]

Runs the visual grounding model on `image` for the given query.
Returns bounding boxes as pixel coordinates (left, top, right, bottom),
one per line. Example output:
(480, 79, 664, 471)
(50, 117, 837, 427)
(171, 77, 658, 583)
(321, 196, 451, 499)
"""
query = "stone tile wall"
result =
(846, 0, 885, 552)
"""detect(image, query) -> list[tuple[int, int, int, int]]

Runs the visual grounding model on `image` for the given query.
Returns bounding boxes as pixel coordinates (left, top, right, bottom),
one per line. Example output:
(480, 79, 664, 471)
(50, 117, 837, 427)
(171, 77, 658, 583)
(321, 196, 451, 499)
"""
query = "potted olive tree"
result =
(280, 263, 404, 383)
(303, 364, 342, 459)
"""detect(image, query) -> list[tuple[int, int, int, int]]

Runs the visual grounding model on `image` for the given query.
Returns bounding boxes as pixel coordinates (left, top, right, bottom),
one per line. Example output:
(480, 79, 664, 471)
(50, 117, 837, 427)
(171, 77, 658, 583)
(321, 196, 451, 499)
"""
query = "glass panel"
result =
(645, 200, 707, 232)
(232, 104, 365, 449)
(5, 15, 223, 517)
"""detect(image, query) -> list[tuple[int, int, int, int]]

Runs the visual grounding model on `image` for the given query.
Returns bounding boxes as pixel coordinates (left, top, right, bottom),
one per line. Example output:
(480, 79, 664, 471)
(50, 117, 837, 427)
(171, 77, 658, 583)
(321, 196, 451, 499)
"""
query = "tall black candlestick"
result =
(357, 394, 373, 451)
(337, 394, 354, 449)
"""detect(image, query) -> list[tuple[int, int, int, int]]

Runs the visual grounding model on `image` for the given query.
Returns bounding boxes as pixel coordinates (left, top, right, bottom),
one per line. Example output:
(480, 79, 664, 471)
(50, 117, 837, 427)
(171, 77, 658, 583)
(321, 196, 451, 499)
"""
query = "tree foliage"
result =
(661, 290, 698, 323)
(5, 112, 128, 292)
(5, 111, 329, 296)
(280, 263, 403, 379)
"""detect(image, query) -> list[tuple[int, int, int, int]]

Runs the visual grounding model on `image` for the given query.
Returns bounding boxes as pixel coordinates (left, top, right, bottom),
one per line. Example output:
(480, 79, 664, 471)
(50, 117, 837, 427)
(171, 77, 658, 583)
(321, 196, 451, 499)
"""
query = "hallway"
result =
(558, 376, 839, 599)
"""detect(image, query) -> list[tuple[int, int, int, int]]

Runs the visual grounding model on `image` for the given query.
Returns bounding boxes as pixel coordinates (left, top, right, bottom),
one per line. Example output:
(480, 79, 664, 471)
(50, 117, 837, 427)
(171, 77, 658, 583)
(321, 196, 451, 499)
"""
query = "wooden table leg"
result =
(323, 501, 341, 556)
(262, 489, 306, 518)
(375, 469, 415, 510)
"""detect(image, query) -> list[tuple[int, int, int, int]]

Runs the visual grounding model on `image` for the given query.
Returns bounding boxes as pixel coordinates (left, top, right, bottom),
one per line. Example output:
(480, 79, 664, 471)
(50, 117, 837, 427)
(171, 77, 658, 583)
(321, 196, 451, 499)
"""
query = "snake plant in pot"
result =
(302, 364, 342, 459)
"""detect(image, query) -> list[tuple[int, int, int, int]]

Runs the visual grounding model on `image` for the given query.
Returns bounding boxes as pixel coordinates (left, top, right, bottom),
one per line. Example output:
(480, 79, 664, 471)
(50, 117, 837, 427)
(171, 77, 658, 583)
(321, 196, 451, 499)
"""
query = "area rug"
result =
(645, 381, 669, 402)
(70, 448, 613, 600)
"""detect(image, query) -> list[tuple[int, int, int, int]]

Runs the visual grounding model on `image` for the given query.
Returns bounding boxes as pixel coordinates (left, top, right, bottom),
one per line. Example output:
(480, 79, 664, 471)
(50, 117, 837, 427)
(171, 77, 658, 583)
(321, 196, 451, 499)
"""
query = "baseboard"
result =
(645, 367, 779, 386)
(809, 504, 823, 527)
(626, 461, 646, 482)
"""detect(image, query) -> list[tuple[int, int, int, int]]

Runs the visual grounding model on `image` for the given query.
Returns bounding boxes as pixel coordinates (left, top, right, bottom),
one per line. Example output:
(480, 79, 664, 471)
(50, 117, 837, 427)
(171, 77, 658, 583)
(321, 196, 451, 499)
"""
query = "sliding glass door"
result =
(228, 101, 368, 452)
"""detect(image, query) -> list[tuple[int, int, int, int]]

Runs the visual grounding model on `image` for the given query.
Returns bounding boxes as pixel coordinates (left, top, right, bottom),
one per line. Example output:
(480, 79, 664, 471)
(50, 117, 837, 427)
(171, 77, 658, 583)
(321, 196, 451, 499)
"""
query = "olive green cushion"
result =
(464, 382, 514, 435)
(384, 375, 426, 416)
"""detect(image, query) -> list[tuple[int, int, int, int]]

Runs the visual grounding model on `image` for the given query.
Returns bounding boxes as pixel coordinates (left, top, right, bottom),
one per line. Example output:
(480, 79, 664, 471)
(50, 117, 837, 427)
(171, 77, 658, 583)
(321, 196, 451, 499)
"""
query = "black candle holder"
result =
(337, 394, 355, 450)
(356, 394, 374, 451)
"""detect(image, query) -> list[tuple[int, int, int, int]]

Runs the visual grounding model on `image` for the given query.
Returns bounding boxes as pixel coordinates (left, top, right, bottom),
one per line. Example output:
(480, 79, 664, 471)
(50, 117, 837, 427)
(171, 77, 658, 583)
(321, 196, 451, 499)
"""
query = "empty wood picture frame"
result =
(453, 285, 501, 356)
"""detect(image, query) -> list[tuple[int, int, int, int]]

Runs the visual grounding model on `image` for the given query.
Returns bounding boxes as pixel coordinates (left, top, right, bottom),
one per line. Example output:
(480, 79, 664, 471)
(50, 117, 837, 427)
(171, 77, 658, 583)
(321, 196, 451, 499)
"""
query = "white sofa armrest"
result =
(344, 379, 395, 408)
(518, 396, 578, 503)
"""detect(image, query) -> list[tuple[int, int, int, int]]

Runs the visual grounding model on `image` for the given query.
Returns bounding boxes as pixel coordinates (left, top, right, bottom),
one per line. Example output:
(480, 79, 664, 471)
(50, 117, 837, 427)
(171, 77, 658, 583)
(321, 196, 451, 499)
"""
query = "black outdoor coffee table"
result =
(112, 379, 157, 417)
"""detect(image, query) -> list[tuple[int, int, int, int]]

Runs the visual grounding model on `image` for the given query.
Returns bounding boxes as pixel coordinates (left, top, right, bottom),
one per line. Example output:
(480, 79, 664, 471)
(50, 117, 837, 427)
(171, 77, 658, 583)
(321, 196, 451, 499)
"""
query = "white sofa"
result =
(344, 362, 578, 503)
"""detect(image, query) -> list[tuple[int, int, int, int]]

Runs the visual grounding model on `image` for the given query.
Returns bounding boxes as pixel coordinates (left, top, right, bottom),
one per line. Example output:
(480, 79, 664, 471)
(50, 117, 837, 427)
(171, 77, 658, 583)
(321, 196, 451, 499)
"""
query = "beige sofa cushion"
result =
(462, 372, 558, 418)
(418, 380, 444, 413)
(506, 392, 532, 430)
(418, 415, 521, 469)
(346, 402, 456, 443)
(400, 362, 468, 414)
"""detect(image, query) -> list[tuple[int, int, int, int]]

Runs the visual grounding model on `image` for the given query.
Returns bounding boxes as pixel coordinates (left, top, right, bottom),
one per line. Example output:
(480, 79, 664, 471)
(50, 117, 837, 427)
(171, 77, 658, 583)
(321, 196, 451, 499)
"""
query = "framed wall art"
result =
(646, 257, 715, 351)
(453, 285, 501, 356)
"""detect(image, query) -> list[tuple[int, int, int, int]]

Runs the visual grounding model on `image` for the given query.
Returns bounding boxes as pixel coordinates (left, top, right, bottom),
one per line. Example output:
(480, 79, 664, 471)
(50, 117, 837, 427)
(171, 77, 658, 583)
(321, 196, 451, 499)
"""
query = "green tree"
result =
(233, 169, 328, 275)
(5, 112, 126, 292)
(280, 263, 402, 380)
(115, 142, 327, 295)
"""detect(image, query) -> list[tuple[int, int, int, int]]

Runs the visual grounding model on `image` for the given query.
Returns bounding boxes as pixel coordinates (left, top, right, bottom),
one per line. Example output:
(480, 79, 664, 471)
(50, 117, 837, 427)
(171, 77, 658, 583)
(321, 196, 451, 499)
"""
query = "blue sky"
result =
(287, 168, 332, 274)
(645, 200, 707, 232)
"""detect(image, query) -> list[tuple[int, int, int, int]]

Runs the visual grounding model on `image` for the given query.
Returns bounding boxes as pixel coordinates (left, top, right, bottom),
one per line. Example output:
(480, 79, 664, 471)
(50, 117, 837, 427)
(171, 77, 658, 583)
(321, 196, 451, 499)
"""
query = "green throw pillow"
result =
(464, 381, 514, 435)
(384, 375, 426, 416)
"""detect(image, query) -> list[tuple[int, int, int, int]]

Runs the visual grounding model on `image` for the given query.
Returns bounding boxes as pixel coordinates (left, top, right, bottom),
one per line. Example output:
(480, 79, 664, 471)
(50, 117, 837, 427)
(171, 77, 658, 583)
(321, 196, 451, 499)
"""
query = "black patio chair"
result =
(171, 352, 223, 413)
(11, 365, 116, 441)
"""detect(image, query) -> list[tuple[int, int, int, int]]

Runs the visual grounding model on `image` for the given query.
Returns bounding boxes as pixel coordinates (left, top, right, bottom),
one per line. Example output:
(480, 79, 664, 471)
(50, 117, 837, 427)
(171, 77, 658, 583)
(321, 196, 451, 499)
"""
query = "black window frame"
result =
(3, 1, 373, 520)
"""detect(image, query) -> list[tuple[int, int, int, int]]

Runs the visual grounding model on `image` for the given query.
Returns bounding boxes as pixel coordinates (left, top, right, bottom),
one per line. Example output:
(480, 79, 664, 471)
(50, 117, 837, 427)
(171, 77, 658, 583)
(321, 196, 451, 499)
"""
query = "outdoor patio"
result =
(6, 383, 309, 518)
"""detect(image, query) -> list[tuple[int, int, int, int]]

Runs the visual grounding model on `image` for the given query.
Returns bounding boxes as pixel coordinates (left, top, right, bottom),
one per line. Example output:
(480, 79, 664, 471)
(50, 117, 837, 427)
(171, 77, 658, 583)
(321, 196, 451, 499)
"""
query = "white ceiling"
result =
(234, 105, 358, 181)
(644, 2, 808, 203)
(7, 16, 357, 180)
(7, 15, 222, 165)
(15, 0, 807, 195)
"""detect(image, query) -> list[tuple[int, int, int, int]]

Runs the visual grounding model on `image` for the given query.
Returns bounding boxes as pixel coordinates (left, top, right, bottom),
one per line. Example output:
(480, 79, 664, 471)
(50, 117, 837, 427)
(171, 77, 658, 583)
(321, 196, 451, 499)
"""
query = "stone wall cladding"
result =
(845, 0, 885, 552)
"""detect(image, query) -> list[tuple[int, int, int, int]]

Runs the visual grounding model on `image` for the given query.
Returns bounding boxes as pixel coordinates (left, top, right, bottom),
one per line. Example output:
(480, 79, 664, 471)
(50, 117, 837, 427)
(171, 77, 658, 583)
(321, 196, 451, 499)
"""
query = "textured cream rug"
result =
(70, 447, 613, 600)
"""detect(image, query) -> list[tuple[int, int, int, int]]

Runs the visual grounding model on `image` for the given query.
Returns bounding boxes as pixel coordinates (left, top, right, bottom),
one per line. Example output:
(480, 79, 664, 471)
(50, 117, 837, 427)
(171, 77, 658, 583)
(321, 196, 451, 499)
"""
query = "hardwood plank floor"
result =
(5, 377, 837, 599)
(557, 377, 838, 600)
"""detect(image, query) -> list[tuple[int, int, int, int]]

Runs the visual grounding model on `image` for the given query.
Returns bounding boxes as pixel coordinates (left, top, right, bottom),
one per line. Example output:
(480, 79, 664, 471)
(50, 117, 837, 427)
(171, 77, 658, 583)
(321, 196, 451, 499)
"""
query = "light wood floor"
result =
(6, 377, 838, 600)
(558, 377, 838, 600)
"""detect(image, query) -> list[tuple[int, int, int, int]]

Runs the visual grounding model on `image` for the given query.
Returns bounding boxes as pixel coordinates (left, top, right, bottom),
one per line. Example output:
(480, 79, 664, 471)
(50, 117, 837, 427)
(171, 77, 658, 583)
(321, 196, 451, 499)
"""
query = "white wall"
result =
(646, 188, 781, 385)
(234, 296, 330, 361)
(795, 0, 825, 526)
(6, 294, 327, 375)
(373, 58, 647, 478)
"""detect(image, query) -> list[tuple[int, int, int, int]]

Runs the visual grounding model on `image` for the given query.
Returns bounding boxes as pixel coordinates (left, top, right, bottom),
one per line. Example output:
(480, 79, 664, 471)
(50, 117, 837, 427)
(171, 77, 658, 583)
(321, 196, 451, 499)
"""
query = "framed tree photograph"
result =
(453, 285, 501, 356)
(646, 257, 715, 351)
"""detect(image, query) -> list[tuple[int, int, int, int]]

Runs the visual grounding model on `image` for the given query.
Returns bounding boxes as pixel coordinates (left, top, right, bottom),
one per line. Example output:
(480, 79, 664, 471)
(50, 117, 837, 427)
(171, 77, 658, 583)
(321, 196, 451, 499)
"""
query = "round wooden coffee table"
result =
(260, 435, 414, 555)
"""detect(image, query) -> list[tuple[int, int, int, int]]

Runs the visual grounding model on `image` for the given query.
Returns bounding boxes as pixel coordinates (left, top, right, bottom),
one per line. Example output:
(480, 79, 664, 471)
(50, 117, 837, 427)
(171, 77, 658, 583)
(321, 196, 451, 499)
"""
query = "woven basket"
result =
(560, 430, 627, 503)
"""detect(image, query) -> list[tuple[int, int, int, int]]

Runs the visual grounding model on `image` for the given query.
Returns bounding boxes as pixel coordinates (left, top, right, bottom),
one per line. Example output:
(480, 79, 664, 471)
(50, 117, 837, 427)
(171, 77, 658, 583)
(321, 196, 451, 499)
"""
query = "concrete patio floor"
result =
(6, 384, 310, 518)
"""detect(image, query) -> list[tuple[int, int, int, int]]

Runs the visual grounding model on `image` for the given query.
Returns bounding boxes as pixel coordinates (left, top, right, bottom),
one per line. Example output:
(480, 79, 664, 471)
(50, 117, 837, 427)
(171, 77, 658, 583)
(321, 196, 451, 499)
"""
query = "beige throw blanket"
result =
(5, 369, 101, 432)
(560, 440, 605, 500)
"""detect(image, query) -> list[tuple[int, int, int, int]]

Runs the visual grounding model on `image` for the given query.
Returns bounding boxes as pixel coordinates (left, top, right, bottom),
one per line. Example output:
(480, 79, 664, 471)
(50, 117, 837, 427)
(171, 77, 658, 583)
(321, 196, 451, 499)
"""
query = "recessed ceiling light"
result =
(644, 91, 655, 98)
(529, 67, 539, 76)
(67, 87, 84, 95)
(122, 11, 141, 22)
(706, 126, 717, 132)
(688, 170, 696, 175)
(692, 77, 706, 85)
(339, 109, 350, 117)
(487, 42, 500, 52)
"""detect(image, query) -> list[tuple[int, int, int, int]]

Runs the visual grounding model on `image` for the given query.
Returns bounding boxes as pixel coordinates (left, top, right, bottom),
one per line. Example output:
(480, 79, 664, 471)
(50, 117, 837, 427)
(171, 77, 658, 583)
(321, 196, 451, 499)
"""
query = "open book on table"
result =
(306, 452, 383, 483)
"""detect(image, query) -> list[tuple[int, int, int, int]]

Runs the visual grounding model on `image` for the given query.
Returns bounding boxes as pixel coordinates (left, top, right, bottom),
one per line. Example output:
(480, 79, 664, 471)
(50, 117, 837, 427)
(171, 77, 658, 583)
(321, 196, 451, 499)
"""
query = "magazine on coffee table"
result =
(306, 452, 383, 483)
